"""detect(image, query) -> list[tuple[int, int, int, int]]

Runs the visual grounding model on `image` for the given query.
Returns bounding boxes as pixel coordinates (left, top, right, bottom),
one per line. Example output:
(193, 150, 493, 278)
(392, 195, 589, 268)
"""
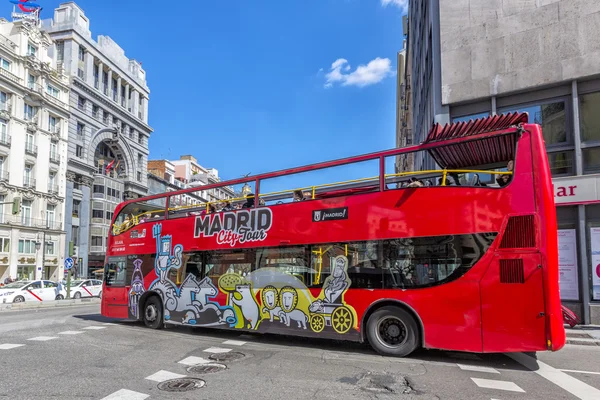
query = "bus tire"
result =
(366, 306, 419, 357)
(143, 296, 164, 330)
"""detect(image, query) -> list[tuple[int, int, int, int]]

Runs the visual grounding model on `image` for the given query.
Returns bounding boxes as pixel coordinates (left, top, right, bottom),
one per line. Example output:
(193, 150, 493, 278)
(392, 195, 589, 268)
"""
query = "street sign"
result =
(64, 257, 74, 270)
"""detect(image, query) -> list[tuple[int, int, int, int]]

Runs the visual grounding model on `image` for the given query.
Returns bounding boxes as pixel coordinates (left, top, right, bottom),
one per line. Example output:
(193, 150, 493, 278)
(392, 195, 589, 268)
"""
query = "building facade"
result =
(170, 155, 234, 202)
(0, 17, 70, 282)
(42, 3, 153, 277)
(400, 0, 600, 323)
(147, 159, 206, 208)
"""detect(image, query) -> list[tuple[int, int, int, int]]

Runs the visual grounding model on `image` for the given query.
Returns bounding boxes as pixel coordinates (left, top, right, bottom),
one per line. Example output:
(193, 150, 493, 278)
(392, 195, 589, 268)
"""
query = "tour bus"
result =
(101, 112, 565, 357)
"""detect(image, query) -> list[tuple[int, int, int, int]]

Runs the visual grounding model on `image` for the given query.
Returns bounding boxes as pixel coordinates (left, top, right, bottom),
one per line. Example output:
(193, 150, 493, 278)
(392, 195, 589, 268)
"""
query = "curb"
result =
(0, 298, 101, 312)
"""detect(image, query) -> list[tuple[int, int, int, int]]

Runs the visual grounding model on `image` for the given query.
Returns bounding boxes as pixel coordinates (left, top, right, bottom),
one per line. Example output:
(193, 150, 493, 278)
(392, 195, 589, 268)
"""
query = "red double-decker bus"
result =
(101, 112, 565, 357)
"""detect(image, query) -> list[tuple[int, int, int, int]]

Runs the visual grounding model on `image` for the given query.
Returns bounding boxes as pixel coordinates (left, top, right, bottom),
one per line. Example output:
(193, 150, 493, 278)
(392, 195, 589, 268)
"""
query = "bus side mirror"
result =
(11, 197, 21, 215)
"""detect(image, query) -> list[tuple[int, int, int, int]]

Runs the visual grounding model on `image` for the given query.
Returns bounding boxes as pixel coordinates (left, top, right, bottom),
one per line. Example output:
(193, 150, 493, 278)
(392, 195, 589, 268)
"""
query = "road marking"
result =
(0, 343, 24, 350)
(178, 356, 211, 366)
(203, 347, 231, 353)
(83, 326, 107, 330)
(145, 370, 186, 382)
(560, 369, 600, 376)
(508, 352, 600, 400)
(103, 323, 117, 326)
(27, 336, 58, 341)
(58, 331, 84, 335)
(100, 389, 149, 400)
(471, 378, 525, 393)
(223, 340, 246, 346)
(457, 364, 500, 374)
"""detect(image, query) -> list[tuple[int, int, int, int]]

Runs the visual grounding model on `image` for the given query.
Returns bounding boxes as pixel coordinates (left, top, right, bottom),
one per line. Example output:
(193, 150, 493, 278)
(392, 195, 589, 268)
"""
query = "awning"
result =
(423, 112, 529, 169)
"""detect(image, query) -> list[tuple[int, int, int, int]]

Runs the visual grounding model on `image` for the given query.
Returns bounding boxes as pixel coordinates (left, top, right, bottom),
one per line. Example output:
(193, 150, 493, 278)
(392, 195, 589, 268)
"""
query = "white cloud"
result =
(381, 0, 408, 12)
(323, 57, 393, 88)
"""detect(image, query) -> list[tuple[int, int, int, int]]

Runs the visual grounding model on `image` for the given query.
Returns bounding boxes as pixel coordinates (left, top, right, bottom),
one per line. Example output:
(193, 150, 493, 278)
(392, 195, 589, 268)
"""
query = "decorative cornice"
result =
(66, 171, 77, 182)
(81, 176, 94, 187)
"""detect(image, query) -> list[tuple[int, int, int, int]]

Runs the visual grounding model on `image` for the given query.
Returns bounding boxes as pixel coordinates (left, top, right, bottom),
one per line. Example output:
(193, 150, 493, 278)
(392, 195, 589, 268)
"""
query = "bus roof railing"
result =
(116, 123, 526, 212)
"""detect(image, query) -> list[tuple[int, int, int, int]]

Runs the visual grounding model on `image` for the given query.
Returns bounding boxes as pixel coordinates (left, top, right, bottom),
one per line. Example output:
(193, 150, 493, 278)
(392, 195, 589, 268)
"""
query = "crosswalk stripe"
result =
(457, 364, 500, 374)
(145, 370, 186, 382)
(0, 343, 24, 350)
(27, 336, 58, 341)
(100, 389, 149, 400)
(203, 347, 232, 353)
(471, 378, 525, 393)
(178, 356, 211, 366)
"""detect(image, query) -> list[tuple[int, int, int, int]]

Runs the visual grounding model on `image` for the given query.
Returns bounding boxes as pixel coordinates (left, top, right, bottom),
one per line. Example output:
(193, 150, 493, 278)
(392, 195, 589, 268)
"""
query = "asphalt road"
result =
(1, 306, 600, 400)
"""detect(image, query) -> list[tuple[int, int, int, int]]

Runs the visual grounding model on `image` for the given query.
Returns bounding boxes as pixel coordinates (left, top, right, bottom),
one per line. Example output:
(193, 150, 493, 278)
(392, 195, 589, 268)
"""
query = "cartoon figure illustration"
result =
(261, 285, 283, 323)
(148, 223, 236, 327)
(278, 309, 308, 329)
(308, 255, 355, 334)
(276, 286, 308, 329)
(230, 284, 260, 329)
(128, 259, 145, 319)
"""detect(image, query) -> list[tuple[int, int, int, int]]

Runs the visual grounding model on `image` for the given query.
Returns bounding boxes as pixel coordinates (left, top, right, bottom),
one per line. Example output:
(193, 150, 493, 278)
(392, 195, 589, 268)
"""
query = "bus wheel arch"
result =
(361, 300, 424, 355)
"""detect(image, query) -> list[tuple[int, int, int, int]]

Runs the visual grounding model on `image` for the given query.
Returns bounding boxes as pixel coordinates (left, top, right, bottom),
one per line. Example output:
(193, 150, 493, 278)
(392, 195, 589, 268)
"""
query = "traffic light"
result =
(11, 197, 21, 215)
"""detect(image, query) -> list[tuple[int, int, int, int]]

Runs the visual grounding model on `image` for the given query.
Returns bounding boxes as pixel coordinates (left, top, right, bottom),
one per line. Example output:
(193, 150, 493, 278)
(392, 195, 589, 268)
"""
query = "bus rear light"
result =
(499, 259, 525, 284)
(500, 215, 536, 249)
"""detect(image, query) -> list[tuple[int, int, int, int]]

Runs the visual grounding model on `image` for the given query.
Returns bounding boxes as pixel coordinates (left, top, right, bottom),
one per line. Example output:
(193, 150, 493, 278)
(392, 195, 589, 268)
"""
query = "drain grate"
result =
(157, 377, 206, 392)
(209, 351, 245, 362)
(187, 363, 227, 374)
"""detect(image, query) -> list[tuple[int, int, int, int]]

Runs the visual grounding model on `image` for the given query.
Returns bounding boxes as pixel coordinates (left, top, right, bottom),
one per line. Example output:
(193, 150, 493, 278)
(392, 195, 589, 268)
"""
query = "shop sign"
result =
(553, 175, 599, 205)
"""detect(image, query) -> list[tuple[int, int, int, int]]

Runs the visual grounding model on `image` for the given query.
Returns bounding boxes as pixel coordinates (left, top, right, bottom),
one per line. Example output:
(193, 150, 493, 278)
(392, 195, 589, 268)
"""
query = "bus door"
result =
(480, 253, 547, 352)
(103, 256, 129, 318)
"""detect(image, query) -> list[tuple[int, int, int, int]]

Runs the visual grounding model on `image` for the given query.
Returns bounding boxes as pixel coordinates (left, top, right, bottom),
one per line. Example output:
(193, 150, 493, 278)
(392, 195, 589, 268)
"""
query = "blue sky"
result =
(13, 0, 407, 193)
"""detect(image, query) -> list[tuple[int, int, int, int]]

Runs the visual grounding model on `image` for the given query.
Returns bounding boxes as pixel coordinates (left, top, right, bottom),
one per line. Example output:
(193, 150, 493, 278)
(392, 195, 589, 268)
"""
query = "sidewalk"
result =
(0, 297, 101, 312)
(565, 324, 600, 346)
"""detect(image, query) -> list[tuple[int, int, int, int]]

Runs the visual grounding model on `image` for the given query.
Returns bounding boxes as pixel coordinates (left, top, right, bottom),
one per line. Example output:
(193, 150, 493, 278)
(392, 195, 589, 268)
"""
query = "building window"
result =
(77, 96, 86, 111)
(72, 200, 80, 217)
(137, 171, 142, 182)
(0, 57, 10, 70)
(0, 118, 8, 144)
(138, 153, 143, 164)
(0, 237, 9, 253)
(21, 200, 32, 226)
(24, 103, 35, 121)
(76, 145, 83, 158)
(48, 115, 57, 133)
(0, 91, 9, 111)
(91, 236, 103, 246)
(46, 84, 59, 98)
(452, 112, 490, 123)
(45, 241, 56, 256)
(76, 122, 85, 136)
(56, 41, 64, 62)
(500, 99, 571, 176)
(78, 46, 85, 61)
(92, 105, 99, 118)
(27, 43, 36, 57)
(71, 226, 79, 246)
(27, 74, 35, 89)
(580, 91, 600, 173)
(25, 133, 35, 155)
(46, 204, 55, 228)
(92, 209, 103, 219)
(18, 239, 35, 254)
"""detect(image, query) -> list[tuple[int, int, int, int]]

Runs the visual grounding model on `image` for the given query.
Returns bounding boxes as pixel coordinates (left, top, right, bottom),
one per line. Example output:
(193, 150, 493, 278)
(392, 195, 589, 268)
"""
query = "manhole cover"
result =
(187, 363, 227, 374)
(209, 352, 245, 362)
(157, 377, 206, 392)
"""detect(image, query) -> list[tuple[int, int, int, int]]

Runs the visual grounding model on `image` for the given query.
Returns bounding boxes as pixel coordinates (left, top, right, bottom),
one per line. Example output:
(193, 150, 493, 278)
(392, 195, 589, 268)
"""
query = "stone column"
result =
(143, 96, 148, 123)
(132, 89, 140, 117)
(97, 62, 103, 91)
(116, 76, 122, 103)
(85, 53, 94, 84)
(125, 84, 130, 111)
(106, 69, 112, 98)
(80, 176, 93, 278)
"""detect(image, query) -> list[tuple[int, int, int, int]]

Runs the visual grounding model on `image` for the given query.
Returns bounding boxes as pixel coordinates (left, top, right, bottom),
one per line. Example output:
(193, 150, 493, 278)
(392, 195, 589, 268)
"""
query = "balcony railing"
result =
(90, 245, 104, 253)
(0, 170, 8, 182)
(0, 134, 10, 147)
(25, 143, 37, 156)
(23, 177, 36, 188)
(47, 184, 59, 194)
(44, 92, 68, 109)
(0, 213, 62, 230)
(49, 153, 60, 164)
(0, 67, 21, 84)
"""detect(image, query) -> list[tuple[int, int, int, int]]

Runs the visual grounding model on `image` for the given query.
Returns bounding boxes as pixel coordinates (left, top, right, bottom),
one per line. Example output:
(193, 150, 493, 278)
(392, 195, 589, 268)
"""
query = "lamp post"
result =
(34, 229, 46, 280)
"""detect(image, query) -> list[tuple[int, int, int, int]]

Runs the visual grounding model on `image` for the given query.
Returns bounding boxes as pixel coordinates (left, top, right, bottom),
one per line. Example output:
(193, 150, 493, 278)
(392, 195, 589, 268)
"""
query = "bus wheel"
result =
(366, 306, 419, 357)
(143, 296, 164, 329)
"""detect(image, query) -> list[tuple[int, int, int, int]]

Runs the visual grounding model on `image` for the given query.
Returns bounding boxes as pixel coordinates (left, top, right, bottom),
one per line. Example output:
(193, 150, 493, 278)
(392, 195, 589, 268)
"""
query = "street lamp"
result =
(35, 227, 49, 280)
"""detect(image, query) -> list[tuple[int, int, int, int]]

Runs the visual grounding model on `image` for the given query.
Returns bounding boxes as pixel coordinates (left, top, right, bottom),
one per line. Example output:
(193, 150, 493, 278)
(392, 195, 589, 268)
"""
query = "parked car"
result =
(0, 280, 65, 303)
(68, 279, 103, 299)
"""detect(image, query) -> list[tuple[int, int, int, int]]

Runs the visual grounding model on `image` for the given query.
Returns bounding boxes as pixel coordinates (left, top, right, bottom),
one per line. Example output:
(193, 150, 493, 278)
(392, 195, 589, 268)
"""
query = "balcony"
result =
(25, 143, 37, 156)
(0, 134, 10, 147)
(44, 92, 68, 109)
(49, 153, 60, 164)
(47, 183, 59, 194)
(90, 246, 104, 253)
(0, 170, 8, 182)
(0, 67, 21, 84)
(23, 177, 36, 188)
(0, 213, 62, 230)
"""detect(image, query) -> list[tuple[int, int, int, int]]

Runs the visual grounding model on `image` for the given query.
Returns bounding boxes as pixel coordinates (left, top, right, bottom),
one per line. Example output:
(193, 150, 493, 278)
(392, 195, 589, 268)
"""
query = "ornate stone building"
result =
(0, 17, 70, 281)
(42, 3, 152, 276)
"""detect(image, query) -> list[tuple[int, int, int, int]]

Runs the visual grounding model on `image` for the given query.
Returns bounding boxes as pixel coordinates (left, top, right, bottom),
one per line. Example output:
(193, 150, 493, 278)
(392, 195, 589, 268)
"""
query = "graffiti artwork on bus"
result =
(148, 223, 237, 327)
(217, 255, 358, 335)
(128, 258, 145, 319)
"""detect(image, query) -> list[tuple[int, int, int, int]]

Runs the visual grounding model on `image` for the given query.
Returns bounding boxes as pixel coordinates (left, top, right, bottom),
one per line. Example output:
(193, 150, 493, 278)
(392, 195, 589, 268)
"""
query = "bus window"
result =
(105, 256, 126, 286)
(255, 246, 309, 284)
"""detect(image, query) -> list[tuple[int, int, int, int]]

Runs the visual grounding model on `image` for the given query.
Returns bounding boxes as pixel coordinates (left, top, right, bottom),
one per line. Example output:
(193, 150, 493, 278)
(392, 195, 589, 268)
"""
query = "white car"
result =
(0, 280, 65, 303)
(68, 279, 103, 299)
